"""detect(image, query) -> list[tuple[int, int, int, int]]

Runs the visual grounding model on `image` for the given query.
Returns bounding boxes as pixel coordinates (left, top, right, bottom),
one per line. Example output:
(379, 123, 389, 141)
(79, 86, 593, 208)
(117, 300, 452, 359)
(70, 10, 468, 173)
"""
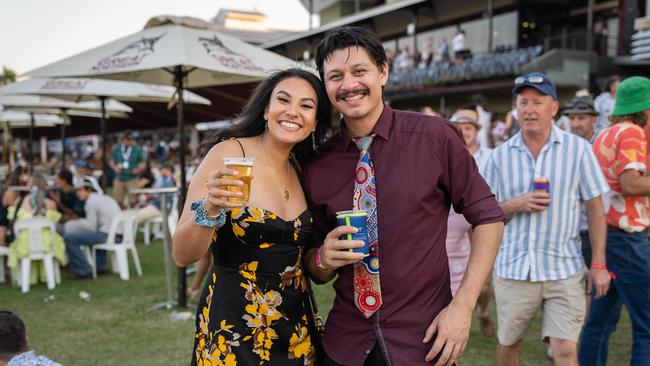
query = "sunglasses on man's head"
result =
(514, 75, 546, 85)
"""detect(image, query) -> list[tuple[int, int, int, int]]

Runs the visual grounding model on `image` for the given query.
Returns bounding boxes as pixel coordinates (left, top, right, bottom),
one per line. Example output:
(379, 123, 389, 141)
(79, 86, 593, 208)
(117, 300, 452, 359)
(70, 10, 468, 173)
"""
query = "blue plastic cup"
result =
(336, 210, 370, 257)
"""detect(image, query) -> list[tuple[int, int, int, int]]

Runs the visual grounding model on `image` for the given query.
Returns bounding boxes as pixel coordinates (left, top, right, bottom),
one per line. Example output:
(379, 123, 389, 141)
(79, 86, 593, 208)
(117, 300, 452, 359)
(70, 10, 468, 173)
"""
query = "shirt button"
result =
(366, 349, 372, 354)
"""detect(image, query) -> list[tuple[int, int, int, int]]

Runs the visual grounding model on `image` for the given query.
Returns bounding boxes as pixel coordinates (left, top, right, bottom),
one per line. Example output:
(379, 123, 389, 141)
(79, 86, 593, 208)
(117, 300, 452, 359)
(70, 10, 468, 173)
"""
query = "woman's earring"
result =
(311, 132, 317, 151)
(264, 118, 268, 130)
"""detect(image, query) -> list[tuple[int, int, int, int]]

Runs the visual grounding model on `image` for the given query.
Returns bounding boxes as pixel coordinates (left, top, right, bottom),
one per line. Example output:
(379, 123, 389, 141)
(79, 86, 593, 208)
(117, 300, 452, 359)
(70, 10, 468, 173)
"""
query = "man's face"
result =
(458, 123, 479, 147)
(568, 113, 597, 140)
(76, 188, 90, 201)
(515, 87, 559, 136)
(54, 176, 66, 189)
(322, 46, 388, 126)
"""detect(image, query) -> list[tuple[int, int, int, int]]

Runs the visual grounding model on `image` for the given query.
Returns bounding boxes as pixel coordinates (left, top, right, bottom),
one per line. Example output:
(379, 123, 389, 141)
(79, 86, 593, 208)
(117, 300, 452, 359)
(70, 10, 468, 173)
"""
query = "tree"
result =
(0, 66, 17, 85)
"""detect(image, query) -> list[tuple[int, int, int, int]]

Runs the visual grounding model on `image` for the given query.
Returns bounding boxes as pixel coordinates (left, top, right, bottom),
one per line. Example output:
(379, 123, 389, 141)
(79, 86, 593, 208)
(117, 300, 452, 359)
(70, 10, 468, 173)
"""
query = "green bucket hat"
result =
(612, 76, 650, 116)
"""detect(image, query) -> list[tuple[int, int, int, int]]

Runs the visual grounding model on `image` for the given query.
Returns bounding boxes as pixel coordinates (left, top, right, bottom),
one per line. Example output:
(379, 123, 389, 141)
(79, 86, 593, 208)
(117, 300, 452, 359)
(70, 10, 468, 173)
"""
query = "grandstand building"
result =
(263, 0, 649, 116)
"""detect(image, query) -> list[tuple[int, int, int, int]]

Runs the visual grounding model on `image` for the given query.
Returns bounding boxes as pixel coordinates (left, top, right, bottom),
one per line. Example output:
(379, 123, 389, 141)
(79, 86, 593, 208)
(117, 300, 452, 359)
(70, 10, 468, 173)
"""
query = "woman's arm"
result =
(172, 141, 245, 266)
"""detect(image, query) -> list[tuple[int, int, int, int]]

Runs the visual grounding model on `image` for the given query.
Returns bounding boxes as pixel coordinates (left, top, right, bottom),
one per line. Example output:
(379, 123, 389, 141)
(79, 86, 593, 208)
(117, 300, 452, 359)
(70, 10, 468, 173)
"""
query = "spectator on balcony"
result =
(419, 37, 434, 68)
(452, 26, 467, 64)
(434, 37, 450, 64)
(594, 75, 621, 131)
(393, 46, 414, 72)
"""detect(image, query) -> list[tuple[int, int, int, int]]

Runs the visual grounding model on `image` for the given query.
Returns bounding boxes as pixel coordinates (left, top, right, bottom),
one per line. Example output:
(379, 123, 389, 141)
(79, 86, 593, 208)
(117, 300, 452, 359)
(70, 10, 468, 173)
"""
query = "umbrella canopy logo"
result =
(41, 79, 90, 91)
(90, 34, 165, 72)
(198, 35, 263, 73)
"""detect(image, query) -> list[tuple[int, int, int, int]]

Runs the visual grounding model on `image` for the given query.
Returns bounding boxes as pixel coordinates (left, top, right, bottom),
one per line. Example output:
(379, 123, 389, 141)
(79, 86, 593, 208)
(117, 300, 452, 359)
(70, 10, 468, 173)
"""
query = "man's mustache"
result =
(336, 87, 369, 101)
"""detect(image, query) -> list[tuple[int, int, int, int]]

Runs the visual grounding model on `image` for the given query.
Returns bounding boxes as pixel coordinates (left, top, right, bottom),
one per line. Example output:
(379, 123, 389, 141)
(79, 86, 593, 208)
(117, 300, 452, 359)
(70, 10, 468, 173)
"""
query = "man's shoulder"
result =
(392, 109, 454, 137)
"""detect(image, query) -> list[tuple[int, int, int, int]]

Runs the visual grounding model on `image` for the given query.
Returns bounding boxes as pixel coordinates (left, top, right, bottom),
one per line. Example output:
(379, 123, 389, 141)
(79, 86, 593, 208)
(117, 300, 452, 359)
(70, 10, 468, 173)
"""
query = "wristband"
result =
(315, 247, 325, 269)
(591, 264, 616, 279)
(591, 264, 608, 271)
(191, 197, 226, 228)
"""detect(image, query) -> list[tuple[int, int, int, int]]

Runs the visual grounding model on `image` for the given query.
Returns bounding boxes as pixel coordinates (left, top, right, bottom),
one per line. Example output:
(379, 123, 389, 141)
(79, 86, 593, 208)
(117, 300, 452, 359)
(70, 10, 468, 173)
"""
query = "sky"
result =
(0, 0, 315, 75)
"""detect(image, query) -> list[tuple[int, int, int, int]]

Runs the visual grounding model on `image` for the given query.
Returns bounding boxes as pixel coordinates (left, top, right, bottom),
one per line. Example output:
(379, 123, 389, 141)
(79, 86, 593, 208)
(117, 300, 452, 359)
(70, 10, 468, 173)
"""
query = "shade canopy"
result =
(0, 78, 211, 105)
(0, 110, 63, 126)
(0, 95, 132, 118)
(25, 21, 300, 87)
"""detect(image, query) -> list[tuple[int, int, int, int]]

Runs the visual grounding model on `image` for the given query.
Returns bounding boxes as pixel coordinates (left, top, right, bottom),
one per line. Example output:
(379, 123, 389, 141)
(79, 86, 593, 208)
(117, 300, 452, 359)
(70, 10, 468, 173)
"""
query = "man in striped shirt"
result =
(484, 72, 611, 366)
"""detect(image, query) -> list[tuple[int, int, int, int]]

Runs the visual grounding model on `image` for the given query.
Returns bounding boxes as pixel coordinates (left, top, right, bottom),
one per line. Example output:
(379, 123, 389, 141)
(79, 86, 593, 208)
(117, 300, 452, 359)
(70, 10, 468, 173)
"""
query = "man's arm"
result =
(423, 221, 504, 365)
(619, 169, 650, 195)
(499, 191, 550, 218)
(585, 196, 611, 299)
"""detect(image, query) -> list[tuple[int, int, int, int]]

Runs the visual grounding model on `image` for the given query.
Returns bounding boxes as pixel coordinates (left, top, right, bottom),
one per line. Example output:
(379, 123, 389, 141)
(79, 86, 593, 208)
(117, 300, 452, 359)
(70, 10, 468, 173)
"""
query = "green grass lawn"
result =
(0, 239, 633, 365)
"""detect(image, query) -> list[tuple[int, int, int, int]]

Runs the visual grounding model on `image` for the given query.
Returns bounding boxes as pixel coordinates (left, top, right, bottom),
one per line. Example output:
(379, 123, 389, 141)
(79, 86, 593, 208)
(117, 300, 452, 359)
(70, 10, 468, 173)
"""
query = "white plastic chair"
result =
(0, 245, 9, 283)
(13, 218, 61, 293)
(90, 210, 142, 280)
(142, 193, 178, 244)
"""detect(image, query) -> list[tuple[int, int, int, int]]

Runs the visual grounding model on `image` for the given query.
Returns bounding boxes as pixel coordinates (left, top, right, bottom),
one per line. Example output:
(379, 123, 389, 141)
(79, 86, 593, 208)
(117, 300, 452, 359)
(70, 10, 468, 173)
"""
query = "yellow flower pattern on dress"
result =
(195, 273, 241, 366)
(191, 206, 315, 366)
(288, 315, 315, 366)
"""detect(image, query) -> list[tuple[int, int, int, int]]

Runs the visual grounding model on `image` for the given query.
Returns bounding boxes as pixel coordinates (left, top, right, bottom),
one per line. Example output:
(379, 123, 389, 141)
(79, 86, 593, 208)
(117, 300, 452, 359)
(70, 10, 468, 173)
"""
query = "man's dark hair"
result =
(0, 311, 27, 357)
(57, 170, 74, 186)
(314, 26, 388, 80)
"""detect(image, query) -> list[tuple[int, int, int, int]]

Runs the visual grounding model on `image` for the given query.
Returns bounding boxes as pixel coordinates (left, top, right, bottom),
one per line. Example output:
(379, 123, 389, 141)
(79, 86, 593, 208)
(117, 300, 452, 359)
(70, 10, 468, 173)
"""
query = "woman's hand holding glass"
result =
(205, 169, 245, 214)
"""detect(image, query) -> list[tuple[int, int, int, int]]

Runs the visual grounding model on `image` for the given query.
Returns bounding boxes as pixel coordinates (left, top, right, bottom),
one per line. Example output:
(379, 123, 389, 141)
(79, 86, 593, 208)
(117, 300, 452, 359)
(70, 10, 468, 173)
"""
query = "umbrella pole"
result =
(175, 65, 188, 308)
(29, 113, 35, 172)
(100, 96, 108, 189)
(61, 109, 68, 172)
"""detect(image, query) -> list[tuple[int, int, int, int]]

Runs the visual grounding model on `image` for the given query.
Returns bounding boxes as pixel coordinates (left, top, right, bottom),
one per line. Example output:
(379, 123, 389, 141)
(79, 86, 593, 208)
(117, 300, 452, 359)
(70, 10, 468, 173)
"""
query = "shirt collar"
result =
(508, 125, 563, 150)
(341, 103, 393, 151)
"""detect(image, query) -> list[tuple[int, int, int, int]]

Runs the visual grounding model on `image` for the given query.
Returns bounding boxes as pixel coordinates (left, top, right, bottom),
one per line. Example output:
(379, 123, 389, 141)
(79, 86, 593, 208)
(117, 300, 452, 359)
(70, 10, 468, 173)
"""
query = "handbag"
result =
(5, 194, 26, 244)
(305, 278, 325, 363)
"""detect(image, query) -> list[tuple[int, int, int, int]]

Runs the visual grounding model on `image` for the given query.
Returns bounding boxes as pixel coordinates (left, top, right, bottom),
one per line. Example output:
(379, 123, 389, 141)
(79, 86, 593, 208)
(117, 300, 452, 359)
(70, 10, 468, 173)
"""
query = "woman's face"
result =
(264, 77, 318, 146)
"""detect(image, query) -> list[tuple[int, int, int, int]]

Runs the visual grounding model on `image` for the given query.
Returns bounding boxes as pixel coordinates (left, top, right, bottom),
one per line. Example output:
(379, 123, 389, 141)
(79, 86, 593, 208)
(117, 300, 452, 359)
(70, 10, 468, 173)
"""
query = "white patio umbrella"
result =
(25, 15, 301, 307)
(0, 77, 211, 186)
(0, 95, 133, 169)
(0, 109, 65, 170)
(24, 16, 299, 197)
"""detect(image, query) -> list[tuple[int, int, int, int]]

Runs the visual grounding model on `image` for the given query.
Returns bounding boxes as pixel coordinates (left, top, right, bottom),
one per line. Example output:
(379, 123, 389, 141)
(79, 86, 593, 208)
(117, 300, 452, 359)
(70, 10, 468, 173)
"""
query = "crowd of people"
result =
(2, 25, 649, 366)
(387, 25, 476, 73)
(0, 132, 178, 281)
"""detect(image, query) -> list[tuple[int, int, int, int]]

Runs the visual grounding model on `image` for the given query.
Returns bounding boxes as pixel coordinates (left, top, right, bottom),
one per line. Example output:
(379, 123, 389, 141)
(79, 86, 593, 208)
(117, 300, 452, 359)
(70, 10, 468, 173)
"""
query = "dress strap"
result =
(230, 138, 246, 157)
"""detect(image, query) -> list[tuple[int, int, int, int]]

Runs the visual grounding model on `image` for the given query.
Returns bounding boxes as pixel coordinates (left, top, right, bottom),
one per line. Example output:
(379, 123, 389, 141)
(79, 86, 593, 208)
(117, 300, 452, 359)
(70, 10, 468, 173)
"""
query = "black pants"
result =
(321, 343, 387, 366)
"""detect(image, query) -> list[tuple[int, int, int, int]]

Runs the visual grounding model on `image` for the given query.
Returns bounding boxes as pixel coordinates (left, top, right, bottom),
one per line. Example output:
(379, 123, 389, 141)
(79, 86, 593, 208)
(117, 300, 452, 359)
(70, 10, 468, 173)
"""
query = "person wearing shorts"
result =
(483, 72, 612, 365)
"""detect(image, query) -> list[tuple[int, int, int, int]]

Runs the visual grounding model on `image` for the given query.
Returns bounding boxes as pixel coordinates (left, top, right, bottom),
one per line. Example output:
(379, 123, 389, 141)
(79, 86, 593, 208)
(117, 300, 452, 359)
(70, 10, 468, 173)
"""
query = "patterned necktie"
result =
(352, 134, 382, 318)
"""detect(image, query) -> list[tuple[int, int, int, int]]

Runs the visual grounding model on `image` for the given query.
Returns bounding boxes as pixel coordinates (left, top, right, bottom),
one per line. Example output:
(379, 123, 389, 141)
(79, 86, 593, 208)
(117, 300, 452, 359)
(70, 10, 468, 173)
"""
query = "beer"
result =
(223, 157, 255, 204)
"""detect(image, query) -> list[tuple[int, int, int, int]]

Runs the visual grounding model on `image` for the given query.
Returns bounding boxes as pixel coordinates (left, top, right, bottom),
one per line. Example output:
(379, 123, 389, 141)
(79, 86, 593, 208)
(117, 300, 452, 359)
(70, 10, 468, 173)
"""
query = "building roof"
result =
(262, 0, 428, 49)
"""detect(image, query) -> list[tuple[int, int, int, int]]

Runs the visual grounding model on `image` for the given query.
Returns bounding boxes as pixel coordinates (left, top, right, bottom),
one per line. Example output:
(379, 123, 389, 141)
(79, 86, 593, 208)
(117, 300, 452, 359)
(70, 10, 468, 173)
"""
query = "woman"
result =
(5, 172, 67, 285)
(172, 68, 332, 366)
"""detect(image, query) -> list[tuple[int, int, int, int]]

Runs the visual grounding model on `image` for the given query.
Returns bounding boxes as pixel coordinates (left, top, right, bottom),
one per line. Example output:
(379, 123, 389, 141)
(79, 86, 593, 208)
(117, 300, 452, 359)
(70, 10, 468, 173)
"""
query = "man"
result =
(109, 131, 146, 208)
(484, 72, 611, 366)
(0, 311, 61, 366)
(564, 96, 600, 267)
(63, 178, 121, 278)
(449, 108, 495, 336)
(49, 169, 85, 223)
(303, 26, 505, 366)
(579, 76, 650, 366)
(594, 75, 620, 132)
(73, 159, 103, 195)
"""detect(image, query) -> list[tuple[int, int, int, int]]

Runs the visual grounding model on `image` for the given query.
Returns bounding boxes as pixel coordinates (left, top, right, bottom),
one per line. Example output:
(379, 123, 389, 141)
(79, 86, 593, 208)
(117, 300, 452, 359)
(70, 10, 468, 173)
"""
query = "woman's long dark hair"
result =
(199, 68, 332, 165)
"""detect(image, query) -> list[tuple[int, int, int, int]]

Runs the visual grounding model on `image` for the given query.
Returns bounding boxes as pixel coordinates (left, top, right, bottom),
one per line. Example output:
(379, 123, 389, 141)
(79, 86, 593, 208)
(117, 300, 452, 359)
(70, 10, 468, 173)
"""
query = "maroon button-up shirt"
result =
(303, 105, 505, 366)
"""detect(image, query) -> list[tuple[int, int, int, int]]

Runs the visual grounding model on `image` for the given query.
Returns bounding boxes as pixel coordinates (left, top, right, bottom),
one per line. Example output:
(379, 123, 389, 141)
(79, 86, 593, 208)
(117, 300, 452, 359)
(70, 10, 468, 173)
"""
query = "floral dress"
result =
(192, 206, 316, 366)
